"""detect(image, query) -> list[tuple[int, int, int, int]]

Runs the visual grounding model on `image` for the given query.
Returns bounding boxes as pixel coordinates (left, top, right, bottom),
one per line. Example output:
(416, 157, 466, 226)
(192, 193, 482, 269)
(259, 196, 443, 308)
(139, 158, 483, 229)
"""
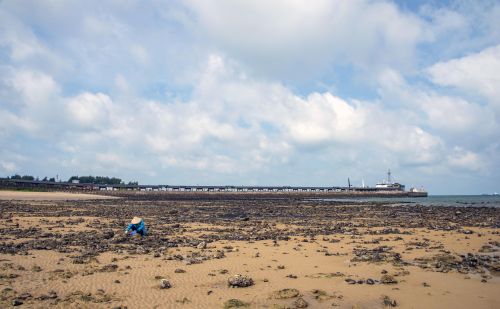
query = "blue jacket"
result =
(125, 220, 147, 235)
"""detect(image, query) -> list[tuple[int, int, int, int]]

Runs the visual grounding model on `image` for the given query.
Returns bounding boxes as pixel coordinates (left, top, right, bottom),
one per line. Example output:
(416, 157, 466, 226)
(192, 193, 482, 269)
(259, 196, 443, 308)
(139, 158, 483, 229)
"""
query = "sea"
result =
(318, 195, 500, 208)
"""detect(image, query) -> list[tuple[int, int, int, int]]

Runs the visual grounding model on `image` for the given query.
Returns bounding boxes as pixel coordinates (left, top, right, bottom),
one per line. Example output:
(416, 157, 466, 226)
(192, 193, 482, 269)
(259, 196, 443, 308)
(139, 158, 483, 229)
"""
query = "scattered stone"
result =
(99, 264, 118, 272)
(311, 289, 332, 301)
(345, 278, 356, 284)
(270, 288, 300, 299)
(160, 279, 172, 289)
(228, 274, 254, 288)
(102, 229, 115, 239)
(214, 250, 225, 259)
(17, 292, 32, 300)
(223, 298, 250, 308)
(47, 291, 58, 299)
(293, 297, 309, 308)
(176, 297, 190, 304)
(380, 275, 398, 284)
(382, 295, 397, 307)
(197, 241, 207, 249)
(175, 268, 186, 273)
(12, 299, 23, 306)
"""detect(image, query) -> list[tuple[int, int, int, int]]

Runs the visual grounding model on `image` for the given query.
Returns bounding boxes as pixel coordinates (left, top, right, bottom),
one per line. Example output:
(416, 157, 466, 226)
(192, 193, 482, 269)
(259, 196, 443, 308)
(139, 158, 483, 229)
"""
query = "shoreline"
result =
(0, 193, 498, 308)
(0, 190, 119, 201)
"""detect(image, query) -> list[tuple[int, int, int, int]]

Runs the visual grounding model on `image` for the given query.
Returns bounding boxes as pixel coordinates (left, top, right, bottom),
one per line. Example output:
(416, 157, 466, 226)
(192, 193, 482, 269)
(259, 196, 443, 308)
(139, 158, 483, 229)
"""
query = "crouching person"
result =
(125, 217, 147, 236)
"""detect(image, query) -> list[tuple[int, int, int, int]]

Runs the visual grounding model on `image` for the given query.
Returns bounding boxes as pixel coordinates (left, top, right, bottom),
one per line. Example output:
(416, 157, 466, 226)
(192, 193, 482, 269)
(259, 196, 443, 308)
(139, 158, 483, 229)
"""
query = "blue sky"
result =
(1, 0, 499, 194)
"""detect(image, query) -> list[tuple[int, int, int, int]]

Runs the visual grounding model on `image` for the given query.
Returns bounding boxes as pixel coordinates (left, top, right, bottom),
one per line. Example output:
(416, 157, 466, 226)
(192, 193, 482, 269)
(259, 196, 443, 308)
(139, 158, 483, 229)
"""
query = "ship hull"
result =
(407, 191, 428, 197)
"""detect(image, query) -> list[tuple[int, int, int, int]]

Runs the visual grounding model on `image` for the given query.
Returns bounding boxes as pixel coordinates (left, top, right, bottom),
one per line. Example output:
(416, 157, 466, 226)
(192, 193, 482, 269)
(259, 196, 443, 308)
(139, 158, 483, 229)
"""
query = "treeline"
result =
(68, 176, 138, 185)
(7, 175, 56, 182)
(4, 174, 138, 185)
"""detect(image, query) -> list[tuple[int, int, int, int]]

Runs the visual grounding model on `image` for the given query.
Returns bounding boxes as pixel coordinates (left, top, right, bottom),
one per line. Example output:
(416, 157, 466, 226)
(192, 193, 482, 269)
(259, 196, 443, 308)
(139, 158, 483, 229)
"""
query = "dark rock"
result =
(271, 288, 300, 299)
(345, 278, 356, 284)
(382, 295, 397, 307)
(12, 299, 23, 306)
(160, 279, 172, 289)
(228, 274, 254, 288)
(102, 229, 115, 239)
(293, 297, 309, 308)
(380, 275, 398, 284)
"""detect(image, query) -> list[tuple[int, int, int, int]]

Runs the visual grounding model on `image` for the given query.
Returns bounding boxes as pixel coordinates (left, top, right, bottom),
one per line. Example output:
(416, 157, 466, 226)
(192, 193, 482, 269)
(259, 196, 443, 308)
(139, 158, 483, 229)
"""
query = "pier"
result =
(0, 178, 426, 197)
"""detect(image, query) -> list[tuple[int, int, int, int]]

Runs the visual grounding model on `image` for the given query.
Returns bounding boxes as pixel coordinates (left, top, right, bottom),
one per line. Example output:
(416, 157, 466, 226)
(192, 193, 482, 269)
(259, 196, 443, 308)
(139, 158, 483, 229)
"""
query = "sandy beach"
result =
(0, 192, 499, 308)
(0, 191, 118, 201)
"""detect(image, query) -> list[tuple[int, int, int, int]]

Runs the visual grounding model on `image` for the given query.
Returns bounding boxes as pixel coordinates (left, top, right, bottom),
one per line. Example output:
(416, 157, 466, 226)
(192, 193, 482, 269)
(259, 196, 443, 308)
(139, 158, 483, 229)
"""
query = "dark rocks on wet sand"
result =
(380, 274, 398, 284)
(160, 279, 172, 289)
(345, 278, 356, 284)
(228, 274, 254, 288)
(17, 292, 32, 300)
(102, 229, 115, 239)
(12, 299, 23, 306)
(223, 298, 250, 308)
(293, 297, 309, 308)
(99, 264, 118, 272)
(197, 241, 207, 249)
(35, 290, 58, 300)
(382, 295, 397, 307)
(213, 250, 225, 259)
(270, 288, 300, 299)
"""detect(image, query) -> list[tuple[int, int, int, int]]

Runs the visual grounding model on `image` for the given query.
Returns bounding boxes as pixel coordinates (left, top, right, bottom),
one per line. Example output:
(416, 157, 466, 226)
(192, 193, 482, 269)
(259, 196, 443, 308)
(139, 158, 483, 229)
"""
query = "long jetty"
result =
(0, 178, 426, 197)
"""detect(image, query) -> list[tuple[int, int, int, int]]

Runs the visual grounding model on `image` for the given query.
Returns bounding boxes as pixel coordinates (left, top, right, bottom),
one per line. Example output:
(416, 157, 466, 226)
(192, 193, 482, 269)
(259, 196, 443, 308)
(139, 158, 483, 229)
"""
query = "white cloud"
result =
(447, 147, 484, 172)
(377, 68, 498, 137)
(184, 0, 427, 77)
(11, 70, 60, 106)
(426, 44, 500, 105)
(66, 92, 113, 129)
(0, 54, 447, 178)
(0, 160, 17, 173)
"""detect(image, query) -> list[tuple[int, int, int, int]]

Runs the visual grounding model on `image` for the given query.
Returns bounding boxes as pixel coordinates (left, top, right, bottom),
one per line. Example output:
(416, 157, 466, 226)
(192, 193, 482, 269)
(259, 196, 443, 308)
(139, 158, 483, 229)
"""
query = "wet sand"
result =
(0, 193, 499, 308)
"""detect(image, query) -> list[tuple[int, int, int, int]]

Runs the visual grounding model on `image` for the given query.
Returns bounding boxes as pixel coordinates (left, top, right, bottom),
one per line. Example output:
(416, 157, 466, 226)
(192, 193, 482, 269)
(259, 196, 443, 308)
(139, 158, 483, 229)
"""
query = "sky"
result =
(0, 0, 499, 194)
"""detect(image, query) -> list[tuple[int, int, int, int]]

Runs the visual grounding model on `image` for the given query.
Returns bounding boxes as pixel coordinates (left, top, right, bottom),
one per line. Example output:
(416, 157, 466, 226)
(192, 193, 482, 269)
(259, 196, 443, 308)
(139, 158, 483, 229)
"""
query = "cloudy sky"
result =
(1, 0, 499, 194)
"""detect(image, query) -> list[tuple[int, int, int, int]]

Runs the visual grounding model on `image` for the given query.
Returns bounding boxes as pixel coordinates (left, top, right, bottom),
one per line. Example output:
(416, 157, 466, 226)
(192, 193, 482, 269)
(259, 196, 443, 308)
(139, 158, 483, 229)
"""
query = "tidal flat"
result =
(0, 191, 499, 308)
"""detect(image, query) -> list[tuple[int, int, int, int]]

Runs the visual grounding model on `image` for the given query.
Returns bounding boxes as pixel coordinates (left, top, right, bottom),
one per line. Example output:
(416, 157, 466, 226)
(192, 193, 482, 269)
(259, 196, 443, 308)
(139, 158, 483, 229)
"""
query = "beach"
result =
(0, 191, 499, 308)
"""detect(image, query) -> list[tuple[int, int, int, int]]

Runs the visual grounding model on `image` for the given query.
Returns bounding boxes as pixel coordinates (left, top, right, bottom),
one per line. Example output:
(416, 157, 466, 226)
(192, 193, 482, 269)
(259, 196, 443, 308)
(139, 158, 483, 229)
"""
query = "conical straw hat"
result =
(131, 217, 142, 224)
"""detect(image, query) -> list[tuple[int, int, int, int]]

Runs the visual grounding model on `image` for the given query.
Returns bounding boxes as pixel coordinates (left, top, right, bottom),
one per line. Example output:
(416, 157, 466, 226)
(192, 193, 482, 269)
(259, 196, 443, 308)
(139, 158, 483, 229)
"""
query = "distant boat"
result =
(408, 186, 428, 197)
(374, 169, 427, 197)
(375, 169, 405, 191)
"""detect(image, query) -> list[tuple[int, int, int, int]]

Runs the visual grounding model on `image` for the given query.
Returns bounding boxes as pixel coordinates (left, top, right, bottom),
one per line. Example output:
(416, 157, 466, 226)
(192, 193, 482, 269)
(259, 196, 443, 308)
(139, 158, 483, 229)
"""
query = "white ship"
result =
(375, 169, 405, 191)
(375, 170, 427, 197)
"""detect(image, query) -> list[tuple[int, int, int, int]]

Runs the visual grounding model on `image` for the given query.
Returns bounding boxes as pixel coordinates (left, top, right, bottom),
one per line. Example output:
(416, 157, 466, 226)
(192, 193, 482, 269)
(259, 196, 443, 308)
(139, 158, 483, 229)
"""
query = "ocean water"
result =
(318, 195, 500, 208)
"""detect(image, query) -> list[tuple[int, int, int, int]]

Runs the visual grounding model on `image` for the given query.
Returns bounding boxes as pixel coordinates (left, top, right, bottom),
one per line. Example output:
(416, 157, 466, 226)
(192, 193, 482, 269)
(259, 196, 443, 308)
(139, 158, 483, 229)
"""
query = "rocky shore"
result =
(0, 192, 499, 308)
